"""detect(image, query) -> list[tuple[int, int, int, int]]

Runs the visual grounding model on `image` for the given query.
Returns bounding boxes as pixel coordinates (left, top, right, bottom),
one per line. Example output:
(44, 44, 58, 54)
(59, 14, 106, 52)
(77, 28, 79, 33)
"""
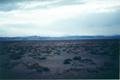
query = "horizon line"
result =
(0, 34, 120, 38)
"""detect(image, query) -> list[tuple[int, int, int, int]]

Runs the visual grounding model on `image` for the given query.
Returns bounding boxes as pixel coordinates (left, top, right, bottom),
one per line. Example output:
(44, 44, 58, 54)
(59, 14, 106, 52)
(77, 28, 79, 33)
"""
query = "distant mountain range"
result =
(0, 35, 120, 41)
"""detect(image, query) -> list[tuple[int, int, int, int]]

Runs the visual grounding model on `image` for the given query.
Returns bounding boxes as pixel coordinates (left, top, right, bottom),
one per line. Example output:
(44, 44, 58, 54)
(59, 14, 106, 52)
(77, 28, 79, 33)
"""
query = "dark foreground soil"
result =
(0, 39, 119, 79)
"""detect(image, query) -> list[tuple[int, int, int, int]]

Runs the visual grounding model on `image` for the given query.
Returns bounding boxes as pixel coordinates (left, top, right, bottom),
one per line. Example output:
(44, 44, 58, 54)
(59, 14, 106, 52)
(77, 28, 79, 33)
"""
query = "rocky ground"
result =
(0, 39, 119, 79)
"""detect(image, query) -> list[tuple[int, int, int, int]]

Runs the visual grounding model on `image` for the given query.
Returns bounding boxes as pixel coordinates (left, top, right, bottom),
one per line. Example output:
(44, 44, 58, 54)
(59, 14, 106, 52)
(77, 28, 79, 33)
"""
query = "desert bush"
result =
(81, 59, 95, 65)
(36, 66, 50, 72)
(9, 53, 22, 60)
(54, 51, 61, 55)
(69, 68, 82, 71)
(63, 59, 72, 64)
(26, 63, 50, 72)
(73, 56, 81, 61)
(87, 68, 98, 73)
(38, 57, 46, 60)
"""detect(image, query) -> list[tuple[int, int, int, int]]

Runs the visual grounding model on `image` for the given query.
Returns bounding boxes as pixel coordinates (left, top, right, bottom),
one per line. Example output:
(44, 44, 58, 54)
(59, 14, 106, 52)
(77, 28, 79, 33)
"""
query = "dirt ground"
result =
(0, 39, 119, 79)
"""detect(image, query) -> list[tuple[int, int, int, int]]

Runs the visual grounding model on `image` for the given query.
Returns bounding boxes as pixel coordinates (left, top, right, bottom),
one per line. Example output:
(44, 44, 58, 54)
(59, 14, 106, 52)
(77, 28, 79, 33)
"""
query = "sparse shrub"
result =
(9, 53, 22, 60)
(73, 56, 81, 61)
(39, 57, 46, 60)
(7, 61, 19, 69)
(63, 59, 72, 64)
(55, 52, 61, 55)
(90, 50, 97, 55)
(87, 68, 98, 73)
(26, 63, 50, 72)
(69, 68, 82, 71)
(42, 67, 50, 72)
(36, 65, 50, 72)
(81, 59, 95, 65)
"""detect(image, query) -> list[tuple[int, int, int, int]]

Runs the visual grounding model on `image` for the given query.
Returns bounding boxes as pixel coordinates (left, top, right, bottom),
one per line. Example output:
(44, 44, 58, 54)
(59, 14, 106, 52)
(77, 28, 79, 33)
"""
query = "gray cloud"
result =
(0, 0, 24, 11)
(0, 3, 17, 11)
(0, 0, 120, 36)
(56, 9, 120, 26)
(52, 10, 120, 35)
(0, 0, 85, 11)
(0, 0, 120, 12)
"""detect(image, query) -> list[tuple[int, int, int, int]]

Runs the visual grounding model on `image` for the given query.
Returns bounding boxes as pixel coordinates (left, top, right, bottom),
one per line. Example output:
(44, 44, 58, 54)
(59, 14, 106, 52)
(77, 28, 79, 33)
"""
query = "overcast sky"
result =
(0, 0, 120, 37)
